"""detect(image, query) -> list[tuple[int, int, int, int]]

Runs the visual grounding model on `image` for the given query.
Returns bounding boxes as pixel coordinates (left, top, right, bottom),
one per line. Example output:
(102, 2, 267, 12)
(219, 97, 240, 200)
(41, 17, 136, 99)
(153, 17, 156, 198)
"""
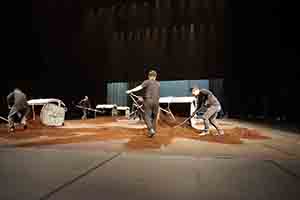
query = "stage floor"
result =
(0, 117, 299, 200)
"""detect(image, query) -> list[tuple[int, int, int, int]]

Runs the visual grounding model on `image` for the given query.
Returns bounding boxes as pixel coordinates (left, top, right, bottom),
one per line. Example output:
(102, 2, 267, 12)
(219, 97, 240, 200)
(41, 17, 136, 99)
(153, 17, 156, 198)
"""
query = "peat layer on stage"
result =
(0, 114, 271, 149)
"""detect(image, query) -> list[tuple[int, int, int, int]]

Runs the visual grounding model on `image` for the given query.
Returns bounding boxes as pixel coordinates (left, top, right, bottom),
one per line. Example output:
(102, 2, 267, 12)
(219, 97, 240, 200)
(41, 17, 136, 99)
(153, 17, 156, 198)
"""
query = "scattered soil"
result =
(0, 116, 271, 149)
(231, 127, 271, 139)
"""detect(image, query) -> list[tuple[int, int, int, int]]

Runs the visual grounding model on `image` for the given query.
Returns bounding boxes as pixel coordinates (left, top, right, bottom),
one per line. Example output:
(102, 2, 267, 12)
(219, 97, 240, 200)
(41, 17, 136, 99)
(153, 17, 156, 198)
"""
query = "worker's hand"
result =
(191, 111, 197, 117)
(137, 97, 144, 103)
(126, 90, 131, 94)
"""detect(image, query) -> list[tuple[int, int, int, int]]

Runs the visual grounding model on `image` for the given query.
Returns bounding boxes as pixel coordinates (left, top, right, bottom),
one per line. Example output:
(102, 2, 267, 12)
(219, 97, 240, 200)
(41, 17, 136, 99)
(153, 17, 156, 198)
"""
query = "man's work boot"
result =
(148, 128, 156, 138)
(217, 130, 224, 136)
(8, 127, 15, 134)
(199, 129, 209, 136)
(8, 120, 15, 134)
(21, 119, 27, 130)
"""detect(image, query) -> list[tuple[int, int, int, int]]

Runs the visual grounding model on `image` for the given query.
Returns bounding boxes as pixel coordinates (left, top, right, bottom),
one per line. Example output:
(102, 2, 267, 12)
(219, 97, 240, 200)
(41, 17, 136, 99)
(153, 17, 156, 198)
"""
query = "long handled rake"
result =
(75, 105, 105, 113)
(0, 116, 8, 123)
(128, 93, 145, 120)
(129, 93, 145, 113)
(173, 106, 203, 128)
(128, 93, 145, 113)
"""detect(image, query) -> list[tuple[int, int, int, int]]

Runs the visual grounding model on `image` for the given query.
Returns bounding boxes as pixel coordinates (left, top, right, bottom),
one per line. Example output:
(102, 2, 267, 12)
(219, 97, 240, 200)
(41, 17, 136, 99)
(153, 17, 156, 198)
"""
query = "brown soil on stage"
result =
(0, 116, 271, 149)
(231, 127, 271, 140)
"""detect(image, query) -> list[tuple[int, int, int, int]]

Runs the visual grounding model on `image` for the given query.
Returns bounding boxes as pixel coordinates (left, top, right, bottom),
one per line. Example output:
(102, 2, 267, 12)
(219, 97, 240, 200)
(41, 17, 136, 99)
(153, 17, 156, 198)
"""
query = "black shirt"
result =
(197, 89, 220, 107)
(141, 80, 160, 101)
(79, 99, 91, 108)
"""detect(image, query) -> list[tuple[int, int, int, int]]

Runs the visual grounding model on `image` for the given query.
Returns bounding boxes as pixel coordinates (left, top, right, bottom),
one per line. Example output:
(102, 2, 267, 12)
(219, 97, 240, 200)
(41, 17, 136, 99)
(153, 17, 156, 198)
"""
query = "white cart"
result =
(27, 98, 67, 126)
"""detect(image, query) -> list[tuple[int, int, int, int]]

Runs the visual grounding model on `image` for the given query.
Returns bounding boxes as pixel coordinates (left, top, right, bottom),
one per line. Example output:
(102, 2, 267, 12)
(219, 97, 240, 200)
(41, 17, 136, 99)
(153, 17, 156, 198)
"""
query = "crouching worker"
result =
(78, 96, 91, 120)
(126, 70, 160, 137)
(192, 86, 224, 136)
(7, 88, 30, 133)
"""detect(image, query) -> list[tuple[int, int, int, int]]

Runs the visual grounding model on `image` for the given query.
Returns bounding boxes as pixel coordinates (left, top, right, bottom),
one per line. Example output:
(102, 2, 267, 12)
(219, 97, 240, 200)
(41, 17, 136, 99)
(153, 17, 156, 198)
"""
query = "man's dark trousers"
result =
(143, 98, 159, 132)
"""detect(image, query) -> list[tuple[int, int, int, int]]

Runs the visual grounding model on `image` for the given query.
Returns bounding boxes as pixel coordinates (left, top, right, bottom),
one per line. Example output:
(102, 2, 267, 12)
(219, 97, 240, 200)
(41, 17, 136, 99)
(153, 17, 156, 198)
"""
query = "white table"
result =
(116, 106, 130, 117)
(96, 104, 117, 109)
(116, 106, 130, 111)
(159, 96, 198, 126)
(27, 99, 66, 106)
(96, 104, 117, 117)
(159, 96, 196, 104)
(95, 105, 129, 117)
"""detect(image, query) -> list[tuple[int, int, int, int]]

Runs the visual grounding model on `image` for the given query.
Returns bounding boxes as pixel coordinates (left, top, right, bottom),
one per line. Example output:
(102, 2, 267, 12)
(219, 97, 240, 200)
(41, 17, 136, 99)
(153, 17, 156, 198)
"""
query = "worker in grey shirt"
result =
(192, 86, 224, 136)
(78, 96, 91, 120)
(7, 88, 30, 133)
(126, 70, 160, 137)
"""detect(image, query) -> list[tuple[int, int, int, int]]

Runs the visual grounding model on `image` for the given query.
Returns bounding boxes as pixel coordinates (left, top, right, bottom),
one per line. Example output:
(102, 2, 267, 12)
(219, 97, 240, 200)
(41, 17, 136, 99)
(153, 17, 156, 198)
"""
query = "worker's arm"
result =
(201, 99, 208, 107)
(126, 85, 143, 94)
(7, 92, 14, 109)
(191, 105, 203, 118)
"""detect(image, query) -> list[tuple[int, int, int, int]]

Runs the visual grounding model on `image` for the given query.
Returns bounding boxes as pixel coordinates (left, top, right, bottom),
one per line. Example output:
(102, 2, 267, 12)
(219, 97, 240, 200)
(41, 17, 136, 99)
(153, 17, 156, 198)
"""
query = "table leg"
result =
(32, 105, 35, 120)
(190, 102, 197, 128)
(168, 103, 176, 120)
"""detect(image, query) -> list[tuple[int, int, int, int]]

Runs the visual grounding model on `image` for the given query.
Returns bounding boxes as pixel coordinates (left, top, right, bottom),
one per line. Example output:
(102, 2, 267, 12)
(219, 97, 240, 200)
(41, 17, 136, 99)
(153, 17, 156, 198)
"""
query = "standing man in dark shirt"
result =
(126, 70, 160, 137)
(7, 88, 30, 133)
(78, 96, 91, 120)
(192, 86, 224, 136)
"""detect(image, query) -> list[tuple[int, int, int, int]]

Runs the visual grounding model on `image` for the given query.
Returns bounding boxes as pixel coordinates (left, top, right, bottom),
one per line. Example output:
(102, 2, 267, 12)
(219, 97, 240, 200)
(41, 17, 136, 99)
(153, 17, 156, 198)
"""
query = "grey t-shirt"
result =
(7, 90, 29, 110)
(141, 80, 160, 101)
(79, 99, 91, 108)
(198, 89, 220, 107)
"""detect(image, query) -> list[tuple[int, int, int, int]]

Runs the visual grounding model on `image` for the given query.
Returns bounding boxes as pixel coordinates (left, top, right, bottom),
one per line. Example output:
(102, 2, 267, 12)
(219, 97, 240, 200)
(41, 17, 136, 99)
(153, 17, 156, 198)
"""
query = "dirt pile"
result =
(27, 117, 46, 129)
(231, 127, 271, 139)
(0, 117, 271, 149)
(157, 112, 189, 128)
